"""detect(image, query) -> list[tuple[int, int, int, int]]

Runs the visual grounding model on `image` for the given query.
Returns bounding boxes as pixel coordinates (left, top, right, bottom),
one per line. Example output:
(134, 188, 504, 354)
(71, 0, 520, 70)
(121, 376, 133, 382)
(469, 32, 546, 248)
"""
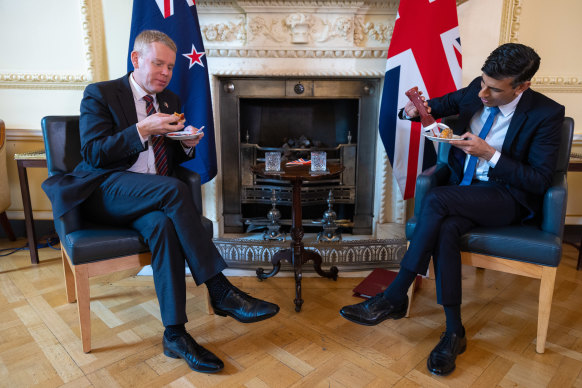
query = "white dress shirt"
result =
(466, 93, 523, 181)
(128, 73, 160, 174)
(127, 74, 192, 174)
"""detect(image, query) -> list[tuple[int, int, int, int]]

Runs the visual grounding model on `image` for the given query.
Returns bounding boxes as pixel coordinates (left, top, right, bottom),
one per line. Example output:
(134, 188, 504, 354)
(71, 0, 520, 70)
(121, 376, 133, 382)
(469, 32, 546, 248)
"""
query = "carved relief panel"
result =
(197, 0, 397, 55)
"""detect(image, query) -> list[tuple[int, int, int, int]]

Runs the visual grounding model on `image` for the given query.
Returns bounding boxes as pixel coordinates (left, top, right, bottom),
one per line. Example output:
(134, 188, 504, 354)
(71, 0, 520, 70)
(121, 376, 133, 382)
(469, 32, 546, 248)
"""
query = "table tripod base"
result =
(256, 248, 338, 311)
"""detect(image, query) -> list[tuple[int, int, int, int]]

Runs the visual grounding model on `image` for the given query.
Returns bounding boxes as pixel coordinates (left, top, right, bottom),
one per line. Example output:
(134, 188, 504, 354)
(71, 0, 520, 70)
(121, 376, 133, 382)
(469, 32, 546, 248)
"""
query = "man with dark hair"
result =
(339, 43, 564, 376)
(481, 42, 540, 87)
(42, 30, 279, 374)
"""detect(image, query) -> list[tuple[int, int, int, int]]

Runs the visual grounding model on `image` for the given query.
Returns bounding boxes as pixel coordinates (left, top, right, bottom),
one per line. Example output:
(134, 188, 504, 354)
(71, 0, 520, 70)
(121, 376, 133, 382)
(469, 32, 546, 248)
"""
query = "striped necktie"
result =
(459, 106, 500, 186)
(143, 95, 168, 176)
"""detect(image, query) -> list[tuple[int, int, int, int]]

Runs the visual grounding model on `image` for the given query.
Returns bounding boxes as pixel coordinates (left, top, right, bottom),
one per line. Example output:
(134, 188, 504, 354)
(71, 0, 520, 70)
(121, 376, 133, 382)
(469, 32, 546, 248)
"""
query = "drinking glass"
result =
(265, 152, 281, 172)
(311, 151, 326, 172)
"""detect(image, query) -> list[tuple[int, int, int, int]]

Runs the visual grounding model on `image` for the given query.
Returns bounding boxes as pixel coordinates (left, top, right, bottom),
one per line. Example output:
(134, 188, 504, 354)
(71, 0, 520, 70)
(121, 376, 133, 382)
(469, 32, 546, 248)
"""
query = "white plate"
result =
(165, 131, 202, 141)
(422, 122, 465, 143)
(423, 133, 464, 143)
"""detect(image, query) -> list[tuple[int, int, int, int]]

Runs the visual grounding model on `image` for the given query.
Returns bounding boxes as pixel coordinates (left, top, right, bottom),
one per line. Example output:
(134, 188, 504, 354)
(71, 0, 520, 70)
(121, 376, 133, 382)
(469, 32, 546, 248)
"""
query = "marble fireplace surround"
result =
(198, 0, 408, 270)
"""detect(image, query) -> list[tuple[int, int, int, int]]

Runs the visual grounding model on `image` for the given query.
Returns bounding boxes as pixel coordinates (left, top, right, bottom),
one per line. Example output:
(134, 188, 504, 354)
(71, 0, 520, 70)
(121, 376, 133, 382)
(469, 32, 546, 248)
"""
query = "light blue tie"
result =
(459, 106, 500, 186)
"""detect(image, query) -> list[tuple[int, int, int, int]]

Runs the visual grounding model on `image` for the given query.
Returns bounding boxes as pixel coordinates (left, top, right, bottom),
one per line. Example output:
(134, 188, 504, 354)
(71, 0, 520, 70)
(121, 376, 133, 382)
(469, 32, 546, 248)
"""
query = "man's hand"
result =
(450, 132, 496, 160)
(136, 113, 184, 137)
(181, 126, 205, 148)
(404, 92, 431, 118)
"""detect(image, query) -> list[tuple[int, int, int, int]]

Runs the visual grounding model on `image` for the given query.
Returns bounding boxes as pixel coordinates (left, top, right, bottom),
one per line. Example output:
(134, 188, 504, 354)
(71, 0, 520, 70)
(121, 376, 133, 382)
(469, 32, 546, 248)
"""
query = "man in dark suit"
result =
(339, 43, 565, 376)
(42, 30, 279, 374)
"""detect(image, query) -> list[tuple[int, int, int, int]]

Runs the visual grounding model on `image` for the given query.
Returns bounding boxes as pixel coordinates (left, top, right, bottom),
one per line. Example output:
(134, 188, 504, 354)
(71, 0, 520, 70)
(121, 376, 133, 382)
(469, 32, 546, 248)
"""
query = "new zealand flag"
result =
(128, 0, 217, 184)
(378, 0, 462, 199)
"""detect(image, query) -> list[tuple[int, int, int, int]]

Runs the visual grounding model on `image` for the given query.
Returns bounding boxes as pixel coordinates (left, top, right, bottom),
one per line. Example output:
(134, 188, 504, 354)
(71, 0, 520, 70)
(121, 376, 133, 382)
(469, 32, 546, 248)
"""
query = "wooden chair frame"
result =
(406, 253, 557, 354)
(62, 249, 213, 353)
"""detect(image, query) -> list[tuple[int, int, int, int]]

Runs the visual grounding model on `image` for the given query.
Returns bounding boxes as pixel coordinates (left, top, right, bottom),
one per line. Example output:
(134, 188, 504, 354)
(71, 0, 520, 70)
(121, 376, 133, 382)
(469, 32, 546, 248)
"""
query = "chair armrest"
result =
(174, 165, 203, 214)
(414, 164, 450, 217)
(541, 174, 567, 237)
(54, 207, 84, 242)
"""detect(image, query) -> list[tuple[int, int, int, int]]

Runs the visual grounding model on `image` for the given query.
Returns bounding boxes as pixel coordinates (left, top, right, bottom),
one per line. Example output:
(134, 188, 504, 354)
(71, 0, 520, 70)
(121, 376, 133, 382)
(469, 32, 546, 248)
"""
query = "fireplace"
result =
(197, 1, 407, 269)
(219, 77, 380, 235)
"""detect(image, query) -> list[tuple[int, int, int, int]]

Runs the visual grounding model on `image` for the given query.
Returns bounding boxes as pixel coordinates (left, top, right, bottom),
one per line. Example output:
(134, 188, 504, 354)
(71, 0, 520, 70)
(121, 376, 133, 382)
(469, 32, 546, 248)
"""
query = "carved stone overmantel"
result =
(197, 0, 397, 66)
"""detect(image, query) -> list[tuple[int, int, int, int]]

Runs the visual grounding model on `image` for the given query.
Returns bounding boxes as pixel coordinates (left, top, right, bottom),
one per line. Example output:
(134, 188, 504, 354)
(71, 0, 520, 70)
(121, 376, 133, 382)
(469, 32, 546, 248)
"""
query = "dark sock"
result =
(382, 267, 417, 305)
(205, 272, 232, 302)
(443, 304, 464, 336)
(164, 324, 186, 340)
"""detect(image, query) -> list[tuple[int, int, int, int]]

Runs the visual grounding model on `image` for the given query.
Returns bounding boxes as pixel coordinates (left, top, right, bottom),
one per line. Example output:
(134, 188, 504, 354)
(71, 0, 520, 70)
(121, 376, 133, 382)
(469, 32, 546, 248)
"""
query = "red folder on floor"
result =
(353, 268, 422, 299)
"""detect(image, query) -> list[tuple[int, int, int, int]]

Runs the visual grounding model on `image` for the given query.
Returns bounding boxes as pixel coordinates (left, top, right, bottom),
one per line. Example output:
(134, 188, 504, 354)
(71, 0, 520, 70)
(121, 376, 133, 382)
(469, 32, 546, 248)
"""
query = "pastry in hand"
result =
(173, 112, 186, 123)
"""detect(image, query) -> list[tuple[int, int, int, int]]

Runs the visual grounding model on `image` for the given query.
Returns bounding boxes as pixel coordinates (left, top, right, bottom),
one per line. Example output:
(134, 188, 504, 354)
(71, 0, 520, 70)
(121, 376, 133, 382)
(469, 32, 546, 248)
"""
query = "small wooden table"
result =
(568, 155, 582, 270)
(14, 150, 47, 265)
(253, 162, 343, 311)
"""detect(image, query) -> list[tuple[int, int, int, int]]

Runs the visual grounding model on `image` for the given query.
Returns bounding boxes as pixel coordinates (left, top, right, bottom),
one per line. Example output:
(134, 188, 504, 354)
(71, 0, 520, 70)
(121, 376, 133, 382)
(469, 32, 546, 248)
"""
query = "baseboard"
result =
(0, 219, 55, 239)
(564, 224, 582, 243)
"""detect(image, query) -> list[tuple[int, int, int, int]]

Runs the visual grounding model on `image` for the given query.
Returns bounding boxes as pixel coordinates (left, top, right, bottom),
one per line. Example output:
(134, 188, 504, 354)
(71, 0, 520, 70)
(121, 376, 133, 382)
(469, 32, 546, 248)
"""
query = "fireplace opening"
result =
(239, 97, 358, 233)
(219, 77, 379, 235)
(239, 98, 359, 147)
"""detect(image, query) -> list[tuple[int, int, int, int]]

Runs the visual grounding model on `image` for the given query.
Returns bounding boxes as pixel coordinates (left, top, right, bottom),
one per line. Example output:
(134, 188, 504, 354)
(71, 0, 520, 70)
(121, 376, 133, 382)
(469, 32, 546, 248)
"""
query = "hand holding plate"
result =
(450, 132, 496, 160)
(180, 126, 205, 147)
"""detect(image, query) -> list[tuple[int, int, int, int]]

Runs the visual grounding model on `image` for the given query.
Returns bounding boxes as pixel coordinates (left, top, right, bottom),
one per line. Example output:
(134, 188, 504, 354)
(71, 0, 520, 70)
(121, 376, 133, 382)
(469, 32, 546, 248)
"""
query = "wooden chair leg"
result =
(74, 264, 92, 353)
(428, 258, 436, 280)
(204, 286, 214, 315)
(536, 266, 557, 353)
(62, 250, 76, 303)
(0, 211, 16, 241)
(577, 235, 582, 270)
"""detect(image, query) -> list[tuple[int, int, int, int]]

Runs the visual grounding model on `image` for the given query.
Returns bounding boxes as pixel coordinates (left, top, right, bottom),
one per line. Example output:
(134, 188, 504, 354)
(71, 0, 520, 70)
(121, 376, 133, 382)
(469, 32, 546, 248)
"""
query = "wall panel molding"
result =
(6, 129, 44, 142)
(500, 0, 582, 93)
(0, 0, 106, 90)
(499, 0, 521, 44)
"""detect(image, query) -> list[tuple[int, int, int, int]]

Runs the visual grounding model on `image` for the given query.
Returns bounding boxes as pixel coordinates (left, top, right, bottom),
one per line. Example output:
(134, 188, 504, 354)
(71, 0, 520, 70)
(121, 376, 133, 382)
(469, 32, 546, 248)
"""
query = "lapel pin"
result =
(163, 102, 169, 108)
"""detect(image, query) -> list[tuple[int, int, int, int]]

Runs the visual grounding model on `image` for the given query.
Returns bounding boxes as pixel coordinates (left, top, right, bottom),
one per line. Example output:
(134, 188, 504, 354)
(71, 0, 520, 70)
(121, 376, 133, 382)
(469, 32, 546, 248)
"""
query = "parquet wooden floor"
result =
(1, 238, 582, 387)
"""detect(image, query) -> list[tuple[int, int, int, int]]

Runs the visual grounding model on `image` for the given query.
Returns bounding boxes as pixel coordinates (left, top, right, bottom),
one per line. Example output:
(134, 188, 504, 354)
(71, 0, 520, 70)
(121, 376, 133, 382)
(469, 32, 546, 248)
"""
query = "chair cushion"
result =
(62, 216, 214, 265)
(63, 227, 149, 265)
(406, 217, 562, 267)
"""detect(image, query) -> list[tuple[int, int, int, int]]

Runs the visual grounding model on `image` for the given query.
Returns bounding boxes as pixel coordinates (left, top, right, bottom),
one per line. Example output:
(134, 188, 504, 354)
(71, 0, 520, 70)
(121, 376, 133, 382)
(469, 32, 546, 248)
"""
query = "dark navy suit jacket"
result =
(428, 76, 565, 218)
(42, 73, 193, 219)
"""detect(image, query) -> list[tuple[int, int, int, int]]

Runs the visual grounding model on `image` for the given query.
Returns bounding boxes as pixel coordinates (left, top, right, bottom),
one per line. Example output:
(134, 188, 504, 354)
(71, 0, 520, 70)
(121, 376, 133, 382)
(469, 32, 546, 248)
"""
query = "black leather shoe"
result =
(339, 293, 408, 326)
(163, 332, 224, 373)
(211, 286, 280, 323)
(427, 330, 467, 376)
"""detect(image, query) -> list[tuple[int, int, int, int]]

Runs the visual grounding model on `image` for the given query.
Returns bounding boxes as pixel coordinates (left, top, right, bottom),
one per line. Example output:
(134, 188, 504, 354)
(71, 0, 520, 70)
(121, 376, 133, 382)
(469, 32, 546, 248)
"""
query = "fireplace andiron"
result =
(317, 190, 342, 242)
(264, 190, 285, 241)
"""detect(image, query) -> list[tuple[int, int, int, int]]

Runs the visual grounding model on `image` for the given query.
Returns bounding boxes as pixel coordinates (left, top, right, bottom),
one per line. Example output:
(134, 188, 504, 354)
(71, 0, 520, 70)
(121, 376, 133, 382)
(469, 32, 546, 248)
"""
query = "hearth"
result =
(219, 77, 380, 235)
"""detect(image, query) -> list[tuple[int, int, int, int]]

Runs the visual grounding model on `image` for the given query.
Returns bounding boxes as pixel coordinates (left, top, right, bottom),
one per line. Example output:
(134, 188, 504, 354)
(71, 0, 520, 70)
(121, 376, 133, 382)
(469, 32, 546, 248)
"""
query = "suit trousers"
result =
(402, 181, 523, 306)
(81, 171, 227, 326)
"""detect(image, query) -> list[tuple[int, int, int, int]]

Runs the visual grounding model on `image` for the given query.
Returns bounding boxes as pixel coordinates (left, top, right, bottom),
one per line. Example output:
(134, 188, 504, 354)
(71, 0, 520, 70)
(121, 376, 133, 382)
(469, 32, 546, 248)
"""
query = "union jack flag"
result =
(378, 0, 462, 199)
(128, 0, 217, 184)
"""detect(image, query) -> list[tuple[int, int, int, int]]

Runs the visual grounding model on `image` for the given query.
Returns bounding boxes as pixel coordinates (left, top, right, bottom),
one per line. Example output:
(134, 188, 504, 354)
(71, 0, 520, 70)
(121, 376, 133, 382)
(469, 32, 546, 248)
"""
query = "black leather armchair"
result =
(405, 116, 574, 354)
(42, 115, 213, 353)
